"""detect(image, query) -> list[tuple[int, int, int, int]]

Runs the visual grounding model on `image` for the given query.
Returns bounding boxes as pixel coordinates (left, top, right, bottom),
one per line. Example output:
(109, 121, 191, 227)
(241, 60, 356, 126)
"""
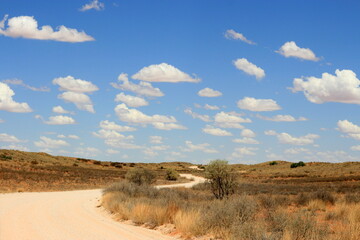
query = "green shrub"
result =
(269, 161, 278, 166)
(290, 161, 306, 168)
(165, 169, 179, 181)
(125, 168, 156, 185)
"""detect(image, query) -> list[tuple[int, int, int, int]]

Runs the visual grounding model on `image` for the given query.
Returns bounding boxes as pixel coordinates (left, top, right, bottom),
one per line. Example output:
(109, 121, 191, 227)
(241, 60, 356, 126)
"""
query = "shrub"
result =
(205, 160, 236, 200)
(93, 160, 101, 165)
(165, 169, 179, 181)
(312, 190, 335, 205)
(269, 161, 278, 166)
(125, 168, 156, 185)
(291, 161, 306, 168)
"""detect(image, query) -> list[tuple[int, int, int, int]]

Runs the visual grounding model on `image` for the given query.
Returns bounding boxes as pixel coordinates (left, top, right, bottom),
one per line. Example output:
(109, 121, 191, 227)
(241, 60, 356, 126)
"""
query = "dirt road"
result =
(0, 174, 205, 240)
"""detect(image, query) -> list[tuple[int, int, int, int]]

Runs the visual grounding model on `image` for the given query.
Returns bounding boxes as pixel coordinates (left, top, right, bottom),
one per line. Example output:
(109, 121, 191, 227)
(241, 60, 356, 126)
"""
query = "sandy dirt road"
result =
(0, 174, 205, 240)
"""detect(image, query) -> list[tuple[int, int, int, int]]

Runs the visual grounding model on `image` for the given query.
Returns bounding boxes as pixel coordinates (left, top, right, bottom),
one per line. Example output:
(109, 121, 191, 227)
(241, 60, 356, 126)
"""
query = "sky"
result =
(1, 0, 360, 164)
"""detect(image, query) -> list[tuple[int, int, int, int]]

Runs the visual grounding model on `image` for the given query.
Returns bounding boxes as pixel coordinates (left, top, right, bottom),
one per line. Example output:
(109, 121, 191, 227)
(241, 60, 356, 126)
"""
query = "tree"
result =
(125, 168, 156, 185)
(205, 160, 235, 200)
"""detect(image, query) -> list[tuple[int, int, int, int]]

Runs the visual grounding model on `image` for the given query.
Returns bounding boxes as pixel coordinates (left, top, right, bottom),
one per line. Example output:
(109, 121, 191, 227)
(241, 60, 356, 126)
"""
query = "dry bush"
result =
(174, 210, 204, 237)
(307, 199, 326, 212)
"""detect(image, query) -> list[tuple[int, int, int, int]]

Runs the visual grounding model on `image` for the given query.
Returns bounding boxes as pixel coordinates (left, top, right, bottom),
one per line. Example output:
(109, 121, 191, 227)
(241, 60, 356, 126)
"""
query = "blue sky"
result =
(1, 0, 360, 163)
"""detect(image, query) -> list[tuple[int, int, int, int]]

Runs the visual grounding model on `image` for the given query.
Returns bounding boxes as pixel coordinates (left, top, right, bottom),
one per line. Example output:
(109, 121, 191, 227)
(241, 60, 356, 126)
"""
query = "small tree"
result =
(205, 160, 235, 200)
(125, 168, 156, 185)
(165, 168, 179, 181)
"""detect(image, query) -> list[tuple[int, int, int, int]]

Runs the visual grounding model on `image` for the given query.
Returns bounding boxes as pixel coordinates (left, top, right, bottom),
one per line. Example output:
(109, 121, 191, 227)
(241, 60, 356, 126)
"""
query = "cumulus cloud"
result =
(115, 104, 186, 130)
(115, 92, 148, 107)
(277, 41, 319, 61)
(152, 122, 187, 130)
(284, 148, 310, 155)
(183, 141, 218, 153)
(132, 63, 200, 83)
(74, 147, 101, 157)
(257, 114, 307, 122)
(93, 129, 139, 149)
(241, 129, 256, 138)
(184, 108, 212, 122)
(351, 145, 360, 151)
(107, 149, 119, 154)
(231, 147, 257, 158)
(204, 104, 220, 110)
(99, 120, 136, 132)
(34, 136, 69, 148)
(0, 15, 94, 42)
(233, 138, 259, 144)
(202, 125, 232, 136)
(2, 79, 50, 92)
(80, 0, 104, 11)
(0, 133, 22, 142)
(224, 29, 255, 45)
(237, 97, 281, 112)
(337, 120, 360, 140)
(44, 115, 76, 125)
(233, 58, 265, 80)
(214, 111, 251, 129)
(150, 136, 163, 144)
(58, 134, 79, 139)
(53, 76, 98, 93)
(264, 130, 277, 136)
(111, 73, 164, 97)
(198, 88, 222, 97)
(277, 132, 319, 145)
(52, 105, 73, 114)
(291, 69, 360, 105)
(1, 144, 29, 151)
(58, 91, 95, 113)
(0, 82, 32, 113)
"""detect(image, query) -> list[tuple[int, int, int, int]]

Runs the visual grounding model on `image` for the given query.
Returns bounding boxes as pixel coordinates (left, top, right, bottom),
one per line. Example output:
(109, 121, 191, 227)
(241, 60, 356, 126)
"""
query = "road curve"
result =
(0, 174, 205, 240)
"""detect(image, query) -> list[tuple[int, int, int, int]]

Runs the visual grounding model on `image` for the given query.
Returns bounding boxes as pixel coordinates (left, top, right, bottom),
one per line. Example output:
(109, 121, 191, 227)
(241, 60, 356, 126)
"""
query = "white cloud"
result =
(214, 111, 252, 128)
(277, 41, 319, 61)
(231, 147, 257, 158)
(93, 129, 140, 149)
(99, 120, 136, 132)
(241, 129, 256, 138)
(53, 76, 98, 93)
(277, 132, 319, 145)
(0, 133, 22, 142)
(233, 138, 259, 144)
(264, 130, 277, 136)
(107, 149, 119, 154)
(198, 88, 222, 97)
(34, 136, 69, 149)
(150, 136, 163, 144)
(284, 148, 310, 154)
(115, 104, 185, 130)
(44, 115, 76, 125)
(1, 144, 29, 151)
(74, 147, 100, 157)
(202, 125, 232, 136)
(337, 120, 360, 141)
(2, 79, 50, 92)
(114, 92, 148, 107)
(337, 120, 360, 134)
(291, 69, 360, 105)
(224, 29, 255, 45)
(237, 97, 281, 112)
(0, 83, 32, 113)
(152, 122, 187, 130)
(204, 104, 220, 110)
(0, 15, 94, 42)
(132, 63, 200, 83)
(111, 73, 164, 97)
(58, 91, 95, 113)
(183, 141, 218, 153)
(52, 105, 73, 114)
(257, 114, 307, 122)
(80, 0, 104, 11)
(351, 145, 360, 151)
(58, 134, 79, 140)
(233, 58, 265, 80)
(184, 108, 212, 122)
